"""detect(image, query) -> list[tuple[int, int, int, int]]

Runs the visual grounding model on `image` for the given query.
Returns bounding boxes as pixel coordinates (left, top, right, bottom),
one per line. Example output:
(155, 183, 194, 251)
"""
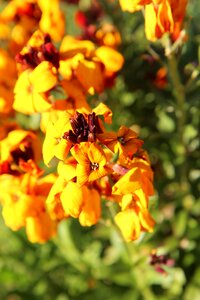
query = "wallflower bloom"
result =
(59, 35, 124, 94)
(112, 156, 154, 208)
(0, 129, 41, 176)
(61, 182, 101, 226)
(98, 125, 143, 156)
(37, 0, 65, 42)
(42, 112, 72, 165)
(115, 201, 155, 241)
(0, 173, 57, 243)
(13, 61, 57, 114)
(95, 24, 121, 49)
(145, 0, 188, 41)
(71, 142, 110, 186)
(120, 0, 188, 41)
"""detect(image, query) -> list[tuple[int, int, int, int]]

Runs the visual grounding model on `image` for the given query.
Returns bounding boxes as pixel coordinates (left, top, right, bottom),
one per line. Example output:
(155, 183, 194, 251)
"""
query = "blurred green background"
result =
(0, 0, 200, 299)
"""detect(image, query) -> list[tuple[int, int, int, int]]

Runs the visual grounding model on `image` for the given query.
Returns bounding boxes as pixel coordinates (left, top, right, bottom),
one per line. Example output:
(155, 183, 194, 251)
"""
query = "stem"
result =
(167, 51, 188, 191)
(107, 204, 156, 300)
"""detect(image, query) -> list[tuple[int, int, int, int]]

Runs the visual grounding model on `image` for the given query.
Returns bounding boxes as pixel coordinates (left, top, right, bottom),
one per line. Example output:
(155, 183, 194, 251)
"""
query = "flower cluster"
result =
(0, 0, 155, 243)
(119, 0, 188, 41)
(43, 106, 155, 241)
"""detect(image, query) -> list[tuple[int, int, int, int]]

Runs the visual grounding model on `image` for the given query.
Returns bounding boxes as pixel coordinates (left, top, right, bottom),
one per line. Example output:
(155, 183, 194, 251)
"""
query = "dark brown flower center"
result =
(63, 112, 102, 144)
(118, 136, 126, 145)
(90, 162, 99, 171)
(11, 140, 34, 165)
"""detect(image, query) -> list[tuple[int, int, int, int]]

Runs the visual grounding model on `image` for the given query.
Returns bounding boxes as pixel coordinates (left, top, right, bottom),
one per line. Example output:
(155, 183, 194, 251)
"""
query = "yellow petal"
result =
(93, 102, 113, 124)
(76, 59, 104, 94)
(26, 213, 57, 243)
(60, 182, 85, 218)
(30, 61, 57, 93)
(115, 209, 141, 241)
(95, 46, 124, 73)
(79, 188, 101, 226)
(145, 4, 158, 41)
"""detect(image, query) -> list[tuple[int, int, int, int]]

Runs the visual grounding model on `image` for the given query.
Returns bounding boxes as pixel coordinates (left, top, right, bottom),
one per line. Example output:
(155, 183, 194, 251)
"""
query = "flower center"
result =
(118, 136, 126, 145)
(63, 112, 102, 144)
(90, 162, 99, 171)
(15, 34, 59, 69)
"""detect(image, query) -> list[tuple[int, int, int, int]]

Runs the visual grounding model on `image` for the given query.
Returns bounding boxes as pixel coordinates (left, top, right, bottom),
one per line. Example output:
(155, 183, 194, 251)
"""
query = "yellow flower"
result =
(0, 129, 42, 176)
(112, 156, 154, 208)
(71, 142, 110, 186)
(60, 182, 101, 226)
(0, 172, 58, 242)
(59, 35, 124, 94)
(95, 46, 124, 74)
(45, 157, 77, 221)
(115, 204, 155, 241)
(42, 112, 72, 166)
(95, 24, 121, 49)
(26, 213, 57, 243)
(145, 0, 188, 41)
(37, 0, 65, 42)
(13, 61, 57, 114)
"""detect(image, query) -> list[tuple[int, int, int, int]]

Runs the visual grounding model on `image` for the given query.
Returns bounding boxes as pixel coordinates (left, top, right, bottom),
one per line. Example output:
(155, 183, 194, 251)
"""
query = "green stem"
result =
(107, 204, 156, 300)
(167, 52, 188, 191)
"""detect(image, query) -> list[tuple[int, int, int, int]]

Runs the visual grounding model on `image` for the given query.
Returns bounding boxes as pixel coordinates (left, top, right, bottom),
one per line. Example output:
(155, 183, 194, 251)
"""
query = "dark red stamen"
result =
(15, 35, 60, 69)
(63, 112, 102, 144)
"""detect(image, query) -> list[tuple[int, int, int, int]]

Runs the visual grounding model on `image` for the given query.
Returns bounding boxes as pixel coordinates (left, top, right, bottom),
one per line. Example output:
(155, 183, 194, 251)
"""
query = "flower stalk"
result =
(166, 45, 188, 192)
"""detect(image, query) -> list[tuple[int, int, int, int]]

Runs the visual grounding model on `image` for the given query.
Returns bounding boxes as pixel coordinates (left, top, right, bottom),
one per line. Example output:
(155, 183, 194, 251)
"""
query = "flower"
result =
(42, 112, 72, 165)
(115, 201, 155, 241)
(98, 125, 143, 156)
(112, 156, 154, 208)
(0, 172, 58, 243)
(60, 182, 101, 226)
(71, 142, 110, 186)
(0, 129, 42, 176)
(145, 0, 188, 41)
(13, 61, 58, 114)
(119, 0, 188, 41)
(59, 35, 124, 94)
(38, 0, 65, 42)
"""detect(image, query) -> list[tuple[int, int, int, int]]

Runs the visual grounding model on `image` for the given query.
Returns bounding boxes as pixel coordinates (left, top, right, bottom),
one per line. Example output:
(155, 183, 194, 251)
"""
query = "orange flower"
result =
(95, 24, 121, 49)
(71, 142, 110, 186)
(112, 156, 154, 208)
(119, 0, 188, 41)
(0, 129, 42, 177)
(42, 112, 72, 166)
(60, 182, 101, 226)
(59, 35, 124, 94)
(0, 172, 58, 242)
(13, 61, 58, 114)
(0, 174, 40, 230)
(98, 125, 143, 156)
(37, 0, 65, 42)
(145, 0, 188, 41)
(45, 157, 77, 220)
(115, 202, 155, 241)
(26, 213, 57, 243)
